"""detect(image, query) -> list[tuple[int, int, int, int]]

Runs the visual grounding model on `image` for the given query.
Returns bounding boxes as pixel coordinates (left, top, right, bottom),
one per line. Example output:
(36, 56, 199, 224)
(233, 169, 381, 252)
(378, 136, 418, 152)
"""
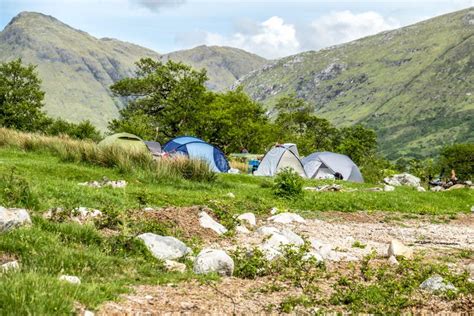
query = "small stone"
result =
(387, 239, 413, 259)
(270, 207, 279, 215)
(164, 260, 186, 273)
(235, 225, 250, 234)
(237, 212, 256, 226)
(0, 207, 32, 232)
(416, 186, 426, 192)
(257, 226, 280, 236)
(225, 192, 235, 198)
(83, 311, 94, 316)
(268, 212, 305, 224)
(420, 275, 457, 293)
(447, 184, 466, 190)
(278, 229, 304, 245)
(59, 275, 81, 285)
(388, 255, 399, 266)
(431, 186, 444, 192)
(199, 211, 228, 235)
(193, 249, 234, 276)
(144, 295, 153, 300)
(180, 302, 195, 310)
(137, 233, 191, 260)
(383, 185, 395, 192)
(1, 260, 20, 272)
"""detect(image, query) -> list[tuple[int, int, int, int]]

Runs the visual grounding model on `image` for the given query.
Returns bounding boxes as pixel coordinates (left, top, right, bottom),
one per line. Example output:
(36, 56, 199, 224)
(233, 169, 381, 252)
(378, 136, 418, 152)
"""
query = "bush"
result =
(438, 143, 474, 181)
(272, 168, 303, 198)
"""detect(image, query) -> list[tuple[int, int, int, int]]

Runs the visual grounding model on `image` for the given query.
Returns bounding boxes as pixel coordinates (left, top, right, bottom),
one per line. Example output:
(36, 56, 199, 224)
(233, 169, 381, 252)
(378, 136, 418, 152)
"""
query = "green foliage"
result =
(359, 155, 396, 183)
(232, 247, 271, 279)
(438, 143, 474, 180)
(335, 125, 377, 166)
(273, 168, 304, 198)
(0, 59, 47, 131)
(44, 118, 101, 141)
(0, 167, 39, 210)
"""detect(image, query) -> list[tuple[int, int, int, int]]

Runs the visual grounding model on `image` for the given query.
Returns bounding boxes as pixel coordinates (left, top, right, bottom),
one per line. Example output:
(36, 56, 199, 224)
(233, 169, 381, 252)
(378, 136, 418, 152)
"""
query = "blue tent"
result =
(163, 136, 230, 173)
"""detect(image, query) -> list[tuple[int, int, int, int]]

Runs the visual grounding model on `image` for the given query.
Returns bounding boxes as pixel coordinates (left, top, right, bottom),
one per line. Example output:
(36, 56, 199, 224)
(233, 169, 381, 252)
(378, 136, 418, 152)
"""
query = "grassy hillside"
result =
(238, 8, 474, 159)
(0, 130, 472, 313)
(0, 12, 267, 129)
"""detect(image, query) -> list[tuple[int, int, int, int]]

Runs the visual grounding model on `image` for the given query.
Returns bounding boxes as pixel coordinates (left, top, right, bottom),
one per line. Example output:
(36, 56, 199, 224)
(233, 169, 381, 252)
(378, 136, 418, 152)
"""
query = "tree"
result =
(109, 58, 209, 140)
(335, 125, 377, 165)
(0, 59, 47, 131)
(438, 143, 474, 180)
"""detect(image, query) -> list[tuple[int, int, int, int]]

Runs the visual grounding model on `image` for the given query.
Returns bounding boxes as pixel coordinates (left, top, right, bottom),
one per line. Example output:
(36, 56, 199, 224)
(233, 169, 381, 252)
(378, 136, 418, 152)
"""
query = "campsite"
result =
(0, 2, 473, 315)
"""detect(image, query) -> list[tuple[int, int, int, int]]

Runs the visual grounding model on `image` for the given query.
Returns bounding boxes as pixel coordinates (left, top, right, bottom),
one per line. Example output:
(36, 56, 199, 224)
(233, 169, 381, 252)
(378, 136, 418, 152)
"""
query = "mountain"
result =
(0, 12, 267, 129)
(238, 8, 474, 159)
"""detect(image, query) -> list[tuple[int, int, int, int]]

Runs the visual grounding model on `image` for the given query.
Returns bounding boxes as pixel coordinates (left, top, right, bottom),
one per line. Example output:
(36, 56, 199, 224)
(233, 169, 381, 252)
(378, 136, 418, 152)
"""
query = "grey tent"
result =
(301, 152, 363, 182)
(254, 144, 306, 177)
(144, 141, 162, 156)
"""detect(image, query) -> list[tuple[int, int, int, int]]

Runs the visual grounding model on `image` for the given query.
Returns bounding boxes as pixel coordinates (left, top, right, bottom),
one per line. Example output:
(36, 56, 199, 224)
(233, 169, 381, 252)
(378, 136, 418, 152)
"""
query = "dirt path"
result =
(97, 211, 474, 315)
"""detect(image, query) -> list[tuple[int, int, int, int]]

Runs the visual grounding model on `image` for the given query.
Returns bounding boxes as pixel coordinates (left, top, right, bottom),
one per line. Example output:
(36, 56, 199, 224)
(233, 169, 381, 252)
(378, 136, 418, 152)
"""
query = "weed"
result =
(352, 240, 366, 249)
(0, 168, 39, 210)
(272, 168, 304, 198)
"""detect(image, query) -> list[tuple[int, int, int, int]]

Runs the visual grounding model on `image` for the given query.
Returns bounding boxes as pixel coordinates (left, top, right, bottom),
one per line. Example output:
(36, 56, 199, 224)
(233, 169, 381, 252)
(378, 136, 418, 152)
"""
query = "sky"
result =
(1, 0, 473, 59)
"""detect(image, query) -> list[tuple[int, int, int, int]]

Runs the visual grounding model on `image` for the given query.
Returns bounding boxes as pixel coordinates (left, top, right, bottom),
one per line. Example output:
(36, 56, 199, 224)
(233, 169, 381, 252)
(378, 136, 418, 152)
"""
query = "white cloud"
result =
(306, 11, 400, 49)
(131, 0, 186, 11)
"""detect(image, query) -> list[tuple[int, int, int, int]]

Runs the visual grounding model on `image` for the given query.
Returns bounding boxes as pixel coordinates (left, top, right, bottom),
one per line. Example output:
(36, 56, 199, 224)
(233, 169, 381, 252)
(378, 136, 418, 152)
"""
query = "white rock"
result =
(388, 255, 399, 266)
(257, 226, 280, 236)
(137, 233, 191, 260)
(383, 185, 395, 192)
(384, 178, 401, 186)
(431, 186, 444, 192)
(279, 229, 304, 246)
(235, 225, 250, 234)
(106, 180, 127, 188)
(1, 260, 20, 272)
(420, 275, 457, 292)
(416, 186, 426, 192)
(225, 192, 235, 198)
(304, 251, 324, 262)
(164, 260, 186, 273)
(227, 168, 240, 174)
(84, 311, 95, 316)
(193, 249, 234, 276)
(270, 207, 279, 215)
(199, 211, 228, 235)
(260, 230, 304, 260)
(387, 239, 413, 259)
(59, 275, 81, 285)
(237, 212, 256, 226)
(0, 207, 32, 232)
(268, 212, 305, 224)
(384, 173, 420, 187)
(75, 207, 102, 220)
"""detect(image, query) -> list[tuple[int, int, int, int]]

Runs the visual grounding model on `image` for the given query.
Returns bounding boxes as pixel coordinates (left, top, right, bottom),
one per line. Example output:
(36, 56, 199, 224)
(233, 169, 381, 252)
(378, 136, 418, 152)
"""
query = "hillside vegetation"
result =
(239, 8, 474, 159)
(0, 12, 267, 129)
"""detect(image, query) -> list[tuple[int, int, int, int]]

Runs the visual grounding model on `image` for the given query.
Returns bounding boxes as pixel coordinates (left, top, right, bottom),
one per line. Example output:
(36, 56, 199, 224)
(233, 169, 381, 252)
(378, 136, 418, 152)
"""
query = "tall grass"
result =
(0, 128, 216, 182)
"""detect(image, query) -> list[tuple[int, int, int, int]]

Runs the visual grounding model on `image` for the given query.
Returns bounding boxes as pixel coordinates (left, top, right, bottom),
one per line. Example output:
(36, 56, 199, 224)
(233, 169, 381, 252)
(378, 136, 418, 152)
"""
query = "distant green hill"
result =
(0, 12, 267, 129)
(238, 8, 474, 159)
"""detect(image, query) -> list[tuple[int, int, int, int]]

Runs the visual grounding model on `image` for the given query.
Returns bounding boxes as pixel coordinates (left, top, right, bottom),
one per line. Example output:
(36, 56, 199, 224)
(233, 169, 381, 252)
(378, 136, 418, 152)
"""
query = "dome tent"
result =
(98, 133, 149, 152)
(254, 143, 306, 177)
(163, 136, 230, 173)
(301, 152, 363, 182)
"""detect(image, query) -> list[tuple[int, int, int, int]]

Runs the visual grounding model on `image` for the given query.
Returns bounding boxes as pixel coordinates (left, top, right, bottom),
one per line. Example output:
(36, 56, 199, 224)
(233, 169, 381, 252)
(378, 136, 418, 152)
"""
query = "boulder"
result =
(237, 212, 256, 226)
(137, 233, 191, 260)
(416, 186, 426, 192)
(0, 207, 32, 232)
(59, 275, 81, 285)
(1, 260, 20, 272)
(235, 225, 250, 234)
(447, 184, 466, 190)
(164, 260, 186, 273)
(193, 249, 234, 276)
(387, 239, 413, 259)
(260, 230, 304, 260)
(268, 212, 305, 224)
(257, 226, 280, 236)
(279, 229, 304, 246)
(431, 186, 444, 192)
(383, 185, 395, 192)
(388, 255, 399, 266)
(420, 275, 457, 293)
(384, 173, 420, 187)
(199, 211, 228, 235)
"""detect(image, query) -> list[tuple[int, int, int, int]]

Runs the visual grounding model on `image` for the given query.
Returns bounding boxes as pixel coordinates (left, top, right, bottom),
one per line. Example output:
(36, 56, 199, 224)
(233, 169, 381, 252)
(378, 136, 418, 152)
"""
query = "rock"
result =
(367, 187, 383, 192)
(225, 192, 235, 198)
(199, 211, 228, 235)
(447, 184, 466, 190)
(79, 179, 126, 188)
(59, 275, 81, 285)
(268, 212, 305, 224)
(387, 239, 413, 259)
(193, 249, 234, 276)
(235, 225, 250, 234)
(388, 255, 399, 266)
(304, 251, 324, 262)
(384, 173, 420, 187)
(279, 229, 304, 245)
(0, 207, 32, 232)
(270, 207, 279, 215)
(416, 186, 426, 192)
(1, 260, 20, 272)
(471, 206, 474, 213)
(84, 311, 95, 316)
(257, 226, 280, 236)
(260, 230, 304, 260)
(237, 212, 256, 226)
(227, 168, 240, 174)
(164, 260, 187, 273)
(137, 233, 191, 260)
(180, 301, 196, 310)
(383, 185, 395, 192)
(431, 186, 444, 192)
(420, 275, 457, 293)
(466, 180, 472, 186)
(74, 207, 102, 221)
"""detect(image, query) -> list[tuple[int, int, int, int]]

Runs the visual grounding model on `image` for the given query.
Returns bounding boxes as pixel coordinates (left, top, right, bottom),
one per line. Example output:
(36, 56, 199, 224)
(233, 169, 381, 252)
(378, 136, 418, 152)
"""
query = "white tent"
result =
(254, 144, 307, 177)
(301, 152, 363, 182)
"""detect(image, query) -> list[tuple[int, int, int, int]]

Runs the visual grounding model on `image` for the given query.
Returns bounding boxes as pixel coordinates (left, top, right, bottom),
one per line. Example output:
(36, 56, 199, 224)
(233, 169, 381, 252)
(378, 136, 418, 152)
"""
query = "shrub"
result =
(438, 143, 474, 181)
(232, 247, 271, 279)
(272, 167, 303, 198)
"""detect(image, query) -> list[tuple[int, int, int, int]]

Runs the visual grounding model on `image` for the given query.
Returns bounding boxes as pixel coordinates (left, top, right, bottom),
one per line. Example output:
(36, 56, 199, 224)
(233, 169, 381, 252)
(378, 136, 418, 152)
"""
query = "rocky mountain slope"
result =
(238, 8, 474, 159)
(0, 12, 267, 129)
